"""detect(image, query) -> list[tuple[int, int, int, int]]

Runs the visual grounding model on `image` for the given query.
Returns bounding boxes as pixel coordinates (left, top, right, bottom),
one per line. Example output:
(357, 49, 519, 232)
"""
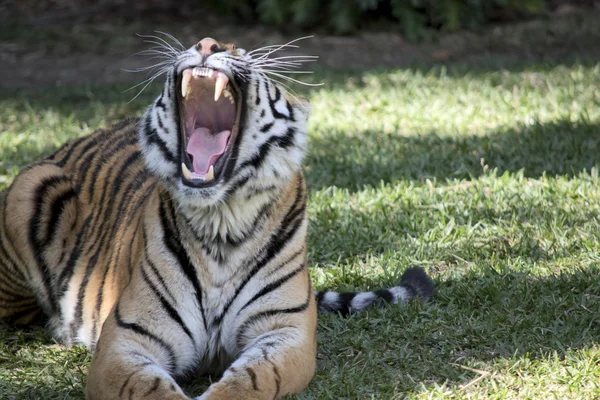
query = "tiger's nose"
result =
(196, 37, 220, 56)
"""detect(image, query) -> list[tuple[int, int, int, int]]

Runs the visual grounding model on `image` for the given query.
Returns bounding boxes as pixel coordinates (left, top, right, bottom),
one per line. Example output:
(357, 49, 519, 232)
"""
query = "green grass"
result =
(2, 60, 600, 398)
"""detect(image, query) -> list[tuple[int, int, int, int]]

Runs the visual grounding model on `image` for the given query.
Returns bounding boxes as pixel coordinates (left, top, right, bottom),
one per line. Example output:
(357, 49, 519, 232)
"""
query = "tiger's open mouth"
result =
(178, 67, 241, 187)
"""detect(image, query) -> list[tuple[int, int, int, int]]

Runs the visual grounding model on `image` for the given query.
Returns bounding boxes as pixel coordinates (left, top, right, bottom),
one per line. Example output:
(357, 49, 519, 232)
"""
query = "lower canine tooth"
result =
(181, 163, 193, 180)
(206, 165, 214, 180)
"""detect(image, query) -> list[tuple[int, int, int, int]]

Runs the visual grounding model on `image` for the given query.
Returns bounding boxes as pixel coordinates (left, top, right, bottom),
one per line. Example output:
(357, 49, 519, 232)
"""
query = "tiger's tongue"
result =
(186, 127, 231, 174)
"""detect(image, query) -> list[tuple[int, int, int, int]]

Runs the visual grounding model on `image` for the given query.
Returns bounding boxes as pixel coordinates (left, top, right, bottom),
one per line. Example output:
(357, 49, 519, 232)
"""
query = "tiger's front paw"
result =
(193, 382, 262, 400)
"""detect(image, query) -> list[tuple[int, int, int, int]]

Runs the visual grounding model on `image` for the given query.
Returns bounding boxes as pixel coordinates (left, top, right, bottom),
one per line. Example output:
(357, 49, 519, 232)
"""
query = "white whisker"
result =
(259, 70, 323, 87)
(247, 44, 300, 56)
(256, 68, 314, 74)
(140, 40, 179, 58)
(247, 36, 321, 91)
(137, 33, 182, 56)
(154, 30, 186, 51)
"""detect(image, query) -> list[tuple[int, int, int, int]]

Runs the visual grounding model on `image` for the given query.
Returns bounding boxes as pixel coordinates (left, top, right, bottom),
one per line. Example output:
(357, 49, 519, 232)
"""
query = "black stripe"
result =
(285, 100, 295, 121)
(86, 134, 138, 199)
(165, 73, 171, 99)
(224, 201, 273, 247)
(0, 215, 27, 282)
(141, 259, 195, 344)
(315, 291, 326, 305)
(272, 364, 281, 399)
(0, 256, 29, 292)
(127, 217, 144, 277)
(259, 121, 275, 133)
(72, 132, 112, 176)
(265, 247, 304, 278)
(144, 378, 161, 396)
(374, 289, 395, 304)
(236, 127, 296, 172)
(115, 303, 177, 370)
(260, 348, 281, 399)
(0, 227, 28, 282)
(155, 94, 166, 110)
(144, 245, 176, 303)
(3, 306, 42, 324)
(223, 175, 251, 200)
(0, 271, 30, 296)
(267, 83, 294, 121)
(159, 198, 207, 329)
(156, 112, 165, 130)
(29, 176, 72, 312)
(255, 81, 261, 105)
(246, 367, 259, 391)
(236, 286, 311, 348)
(245, 184, 278, 200)
(54, 136, 88, 167)
(42, 188, 76, 247)
(57, 213, 93, 296)
(0, 294, 37, 306)
(238, 263, 305, 314)
(144, 116, 176, 164)
(119, 371, 137, 399)
(336, 292, 357, 317)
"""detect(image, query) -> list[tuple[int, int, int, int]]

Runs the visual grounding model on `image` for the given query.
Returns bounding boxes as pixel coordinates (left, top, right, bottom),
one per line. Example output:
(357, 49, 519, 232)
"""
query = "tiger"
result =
(0, 37, 434, 399)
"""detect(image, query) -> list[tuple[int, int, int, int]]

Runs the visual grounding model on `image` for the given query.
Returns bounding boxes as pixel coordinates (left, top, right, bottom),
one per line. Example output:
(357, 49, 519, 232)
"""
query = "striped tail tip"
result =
(316, 266, 434, 316)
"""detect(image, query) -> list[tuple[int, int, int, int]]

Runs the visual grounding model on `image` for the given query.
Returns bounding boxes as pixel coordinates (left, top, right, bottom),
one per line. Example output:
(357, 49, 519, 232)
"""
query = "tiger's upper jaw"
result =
(177, 65, 241, 188)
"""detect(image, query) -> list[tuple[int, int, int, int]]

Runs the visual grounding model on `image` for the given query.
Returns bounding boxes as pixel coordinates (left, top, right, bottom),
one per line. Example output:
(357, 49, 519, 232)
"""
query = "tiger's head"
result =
(138, 36, 312, 207)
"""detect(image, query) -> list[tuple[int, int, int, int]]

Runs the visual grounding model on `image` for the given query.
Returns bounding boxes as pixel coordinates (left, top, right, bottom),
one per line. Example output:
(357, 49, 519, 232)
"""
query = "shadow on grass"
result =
(0, 326, 89, 399)
(305, 119, 600, 190)
(307, 264, 600, 397)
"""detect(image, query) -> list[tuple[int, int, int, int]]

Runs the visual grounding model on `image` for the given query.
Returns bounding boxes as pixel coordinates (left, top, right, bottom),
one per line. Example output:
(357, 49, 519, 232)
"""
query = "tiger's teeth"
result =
(206, 165, 214, 180)
(181, 163, 193, 180)
(223, 89, 234, 104)
(214, 74, 228, 102)
(181, 69, 193, 98)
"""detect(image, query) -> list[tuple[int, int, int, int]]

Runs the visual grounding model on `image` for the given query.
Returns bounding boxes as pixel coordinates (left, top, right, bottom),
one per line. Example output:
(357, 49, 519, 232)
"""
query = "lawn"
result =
(1, 41, 600, 399)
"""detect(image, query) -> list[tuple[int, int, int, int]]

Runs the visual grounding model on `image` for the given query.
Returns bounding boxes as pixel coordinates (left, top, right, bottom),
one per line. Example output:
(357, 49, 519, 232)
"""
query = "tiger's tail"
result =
(316, 266, 434, 316)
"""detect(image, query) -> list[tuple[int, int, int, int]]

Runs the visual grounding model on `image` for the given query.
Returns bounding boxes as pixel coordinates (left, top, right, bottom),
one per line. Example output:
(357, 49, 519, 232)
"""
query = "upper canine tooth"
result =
(214, 73, 229, 102)
(181, 163, 193, 180)
(182, 69, 193, 98)
(206, 165, 214, 180)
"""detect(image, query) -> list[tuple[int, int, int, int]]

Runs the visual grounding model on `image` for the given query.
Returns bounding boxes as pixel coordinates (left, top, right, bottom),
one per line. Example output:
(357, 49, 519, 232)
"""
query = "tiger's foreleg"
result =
(86, 311, 192, 400)
(198, 303, 317, 400)
(86, 253, 205, 400)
